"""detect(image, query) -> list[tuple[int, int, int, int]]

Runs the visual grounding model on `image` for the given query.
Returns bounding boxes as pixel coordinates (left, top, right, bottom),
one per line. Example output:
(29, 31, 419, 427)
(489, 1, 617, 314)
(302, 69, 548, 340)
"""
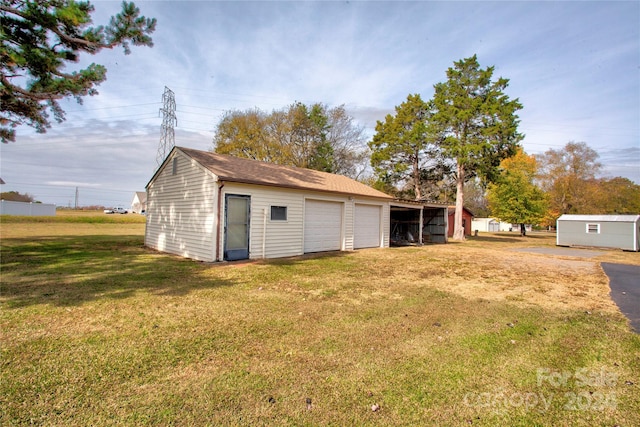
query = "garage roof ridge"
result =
(175, 146, 393, 200)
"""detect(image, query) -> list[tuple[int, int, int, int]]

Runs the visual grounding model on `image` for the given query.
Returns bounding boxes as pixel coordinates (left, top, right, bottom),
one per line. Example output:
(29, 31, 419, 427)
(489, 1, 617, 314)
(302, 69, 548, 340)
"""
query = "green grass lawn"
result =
(1, 214, 638, 426)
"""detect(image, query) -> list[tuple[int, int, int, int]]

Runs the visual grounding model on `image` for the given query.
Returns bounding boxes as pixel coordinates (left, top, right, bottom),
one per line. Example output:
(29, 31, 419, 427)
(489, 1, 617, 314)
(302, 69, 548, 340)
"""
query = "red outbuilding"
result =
(447, 206, 474, 237)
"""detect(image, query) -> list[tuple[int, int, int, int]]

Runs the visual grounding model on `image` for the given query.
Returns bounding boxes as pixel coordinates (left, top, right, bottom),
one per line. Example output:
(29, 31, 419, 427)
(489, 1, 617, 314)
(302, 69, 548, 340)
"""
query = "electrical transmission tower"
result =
(156, 86, 177, 167)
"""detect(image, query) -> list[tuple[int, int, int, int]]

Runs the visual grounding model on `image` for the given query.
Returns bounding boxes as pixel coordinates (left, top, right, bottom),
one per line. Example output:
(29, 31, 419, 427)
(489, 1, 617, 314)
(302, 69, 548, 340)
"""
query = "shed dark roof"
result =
(175, 147, 392, 199)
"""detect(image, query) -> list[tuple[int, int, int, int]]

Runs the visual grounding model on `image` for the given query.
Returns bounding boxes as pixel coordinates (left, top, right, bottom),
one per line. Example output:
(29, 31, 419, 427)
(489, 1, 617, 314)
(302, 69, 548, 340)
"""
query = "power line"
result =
(65, 102, 161, 113)
(5, 181, 138, 193)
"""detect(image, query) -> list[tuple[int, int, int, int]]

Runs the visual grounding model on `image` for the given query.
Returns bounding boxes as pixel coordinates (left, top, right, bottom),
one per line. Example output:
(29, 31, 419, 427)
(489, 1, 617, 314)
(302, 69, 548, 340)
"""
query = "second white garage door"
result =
(304, 200, 343, 253)
(354, 204, 382, 249)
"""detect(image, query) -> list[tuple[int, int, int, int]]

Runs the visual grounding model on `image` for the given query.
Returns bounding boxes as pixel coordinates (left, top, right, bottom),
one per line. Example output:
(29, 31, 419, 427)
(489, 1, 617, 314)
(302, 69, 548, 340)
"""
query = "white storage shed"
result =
(145, 147, 392, 262)
(556, 214, 640, 252)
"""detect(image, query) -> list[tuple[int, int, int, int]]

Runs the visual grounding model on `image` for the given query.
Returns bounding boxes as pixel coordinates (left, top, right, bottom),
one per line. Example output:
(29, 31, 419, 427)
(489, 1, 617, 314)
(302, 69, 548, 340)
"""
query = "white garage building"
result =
(145, 147, 392, 262)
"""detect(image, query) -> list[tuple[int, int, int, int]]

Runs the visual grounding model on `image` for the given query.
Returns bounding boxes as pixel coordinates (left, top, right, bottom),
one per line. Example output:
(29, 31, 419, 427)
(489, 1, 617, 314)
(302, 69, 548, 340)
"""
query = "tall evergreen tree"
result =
(432, 55, 523, 240)
(369, 94, 441, 200)
(1, 1, 156, 143)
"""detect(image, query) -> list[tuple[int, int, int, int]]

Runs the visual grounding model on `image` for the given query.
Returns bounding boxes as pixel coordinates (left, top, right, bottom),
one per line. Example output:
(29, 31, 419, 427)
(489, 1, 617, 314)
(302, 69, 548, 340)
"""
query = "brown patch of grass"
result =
(351, 243, 618, 314)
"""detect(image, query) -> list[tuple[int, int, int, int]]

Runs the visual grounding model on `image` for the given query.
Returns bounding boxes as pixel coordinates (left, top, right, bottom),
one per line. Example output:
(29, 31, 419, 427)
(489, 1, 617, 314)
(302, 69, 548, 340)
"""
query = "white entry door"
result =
(304, 200, 342, 253)
(354, 204, 382, 249)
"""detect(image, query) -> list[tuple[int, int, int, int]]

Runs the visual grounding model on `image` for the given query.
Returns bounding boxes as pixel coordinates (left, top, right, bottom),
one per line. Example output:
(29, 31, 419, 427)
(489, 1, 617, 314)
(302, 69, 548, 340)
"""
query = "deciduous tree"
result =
(535, 141, 602, 218)
(213, 108, 278, 162)
(213, 103, 369, 178)
(432, 55, 523, 240)
(1, 0, 156, 143)
(463, 178, 490, 218)
(590, 177, 640, 214)
(487, 149, 547, 235)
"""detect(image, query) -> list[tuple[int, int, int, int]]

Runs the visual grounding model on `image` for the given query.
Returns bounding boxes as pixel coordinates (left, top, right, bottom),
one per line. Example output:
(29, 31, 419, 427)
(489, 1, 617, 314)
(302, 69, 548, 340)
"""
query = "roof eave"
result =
(218, 176, 393, 200)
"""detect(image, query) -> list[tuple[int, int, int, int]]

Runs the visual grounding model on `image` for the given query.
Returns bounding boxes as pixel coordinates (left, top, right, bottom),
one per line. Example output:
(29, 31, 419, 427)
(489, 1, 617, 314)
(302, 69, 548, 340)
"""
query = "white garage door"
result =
(354, 204, 381, 249)
(304, 200, 342, 253)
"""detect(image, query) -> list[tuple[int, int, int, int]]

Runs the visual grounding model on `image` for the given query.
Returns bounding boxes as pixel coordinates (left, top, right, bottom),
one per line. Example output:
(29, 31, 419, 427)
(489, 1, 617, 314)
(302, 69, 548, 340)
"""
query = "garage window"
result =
(586, 223, 600, 234)
(270, 206, 287, 221)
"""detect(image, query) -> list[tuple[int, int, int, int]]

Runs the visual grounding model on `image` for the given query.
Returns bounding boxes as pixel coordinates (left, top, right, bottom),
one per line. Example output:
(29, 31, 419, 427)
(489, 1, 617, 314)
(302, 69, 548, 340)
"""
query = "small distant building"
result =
(471, 217, 513, 233)
(447, 206, 474, 237)
(556, 214, 640, 252)
(131, 191, 147, 214)
(0, 200, 56, 216)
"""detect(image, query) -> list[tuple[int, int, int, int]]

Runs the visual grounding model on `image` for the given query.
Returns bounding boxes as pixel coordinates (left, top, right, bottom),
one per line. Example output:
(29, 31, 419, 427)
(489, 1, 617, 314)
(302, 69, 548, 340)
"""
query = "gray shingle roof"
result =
(177, 147, 392, 199)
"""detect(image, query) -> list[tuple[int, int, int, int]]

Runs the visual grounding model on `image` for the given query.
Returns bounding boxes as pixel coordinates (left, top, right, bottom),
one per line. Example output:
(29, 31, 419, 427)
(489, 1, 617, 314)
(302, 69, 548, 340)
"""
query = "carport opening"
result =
(390, 207, 421, 246)
(423, 208, 447, 243)
(390, 205, 448, 246)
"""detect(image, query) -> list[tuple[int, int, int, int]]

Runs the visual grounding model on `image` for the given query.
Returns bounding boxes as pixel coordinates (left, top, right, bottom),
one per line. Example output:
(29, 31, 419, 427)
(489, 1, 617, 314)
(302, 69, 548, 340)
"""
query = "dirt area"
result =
(511, 246, 605, 258)
(412, 244, 621, 315)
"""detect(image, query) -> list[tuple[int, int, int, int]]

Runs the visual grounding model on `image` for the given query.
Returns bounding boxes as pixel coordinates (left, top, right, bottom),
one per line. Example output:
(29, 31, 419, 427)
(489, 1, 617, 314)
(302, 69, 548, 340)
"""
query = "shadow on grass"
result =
(1, 234, 237, 308)
(263, 250, 351, 266)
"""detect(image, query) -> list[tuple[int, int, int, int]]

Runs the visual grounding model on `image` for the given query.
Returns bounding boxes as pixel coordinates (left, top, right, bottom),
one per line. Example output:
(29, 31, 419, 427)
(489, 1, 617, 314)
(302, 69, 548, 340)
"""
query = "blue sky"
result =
(1, 0, 638, 208)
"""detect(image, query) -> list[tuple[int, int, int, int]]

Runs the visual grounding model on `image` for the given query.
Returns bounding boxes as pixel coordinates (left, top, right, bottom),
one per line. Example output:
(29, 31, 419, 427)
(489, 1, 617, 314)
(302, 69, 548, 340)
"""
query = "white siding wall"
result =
(220, 183, 306, 259)
(145, 152, 218, 262)
(219, 185, 390, 260)
(382, 202, 390, 247)
(471, 218, 490, 232)
(344, 198, 354, 251)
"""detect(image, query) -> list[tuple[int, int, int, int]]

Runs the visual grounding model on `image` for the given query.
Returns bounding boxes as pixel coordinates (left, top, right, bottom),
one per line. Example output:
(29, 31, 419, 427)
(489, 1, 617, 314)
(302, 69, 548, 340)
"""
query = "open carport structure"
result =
(390, 200, 448, 245)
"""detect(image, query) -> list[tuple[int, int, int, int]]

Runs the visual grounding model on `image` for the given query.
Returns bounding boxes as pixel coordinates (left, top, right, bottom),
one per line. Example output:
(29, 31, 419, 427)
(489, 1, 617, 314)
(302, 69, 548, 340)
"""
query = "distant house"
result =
(144, 147, 393, 262)
(557, 214, 640, 251)
(131, 191, 147, 214)
(447, 206, 474, 237)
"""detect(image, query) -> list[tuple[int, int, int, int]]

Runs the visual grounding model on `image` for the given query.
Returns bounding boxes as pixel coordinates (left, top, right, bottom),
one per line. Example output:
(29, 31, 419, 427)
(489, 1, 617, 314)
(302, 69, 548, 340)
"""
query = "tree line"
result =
(464, 140, 640, 235)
